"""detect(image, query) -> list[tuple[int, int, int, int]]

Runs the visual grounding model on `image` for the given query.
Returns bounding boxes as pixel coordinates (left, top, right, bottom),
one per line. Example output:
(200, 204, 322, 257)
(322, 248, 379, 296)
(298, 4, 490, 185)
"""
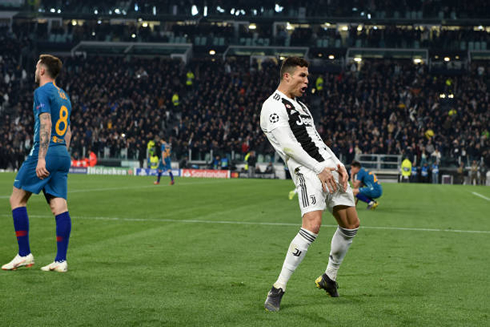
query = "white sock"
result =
(273, 228, 317, 291)
(325, 226, 358, 281)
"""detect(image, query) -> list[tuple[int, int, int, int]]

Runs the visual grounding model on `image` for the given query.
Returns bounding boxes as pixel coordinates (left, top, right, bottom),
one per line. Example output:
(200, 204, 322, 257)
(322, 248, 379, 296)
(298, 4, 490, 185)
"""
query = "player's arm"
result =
(270, 126, 337, 193)
(352, 180, 361, 189)
(36, 112, 51, 179)
(64, 125, 72, 150)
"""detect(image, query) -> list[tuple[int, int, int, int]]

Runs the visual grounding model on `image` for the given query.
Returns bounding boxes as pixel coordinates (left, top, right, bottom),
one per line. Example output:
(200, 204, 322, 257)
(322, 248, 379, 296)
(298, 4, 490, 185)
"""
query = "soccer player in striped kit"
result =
(260, 57, 360, 311)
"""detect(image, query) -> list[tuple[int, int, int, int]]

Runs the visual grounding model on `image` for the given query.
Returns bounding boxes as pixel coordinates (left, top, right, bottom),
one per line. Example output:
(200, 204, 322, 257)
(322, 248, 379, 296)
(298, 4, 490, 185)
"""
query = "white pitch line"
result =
(472, 192, 490, 201)
(0, 180, 235, 198)
(1, 214, 489, 235)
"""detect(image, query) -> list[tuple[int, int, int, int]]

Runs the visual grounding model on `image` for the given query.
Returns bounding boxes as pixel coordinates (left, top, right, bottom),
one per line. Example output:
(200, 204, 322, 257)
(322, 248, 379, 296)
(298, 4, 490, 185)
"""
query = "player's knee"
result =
(9, 194, 25, 209)
(48, 203, 57, 215)
(302, 211, 322, 234)
(345, 215, 360, 230)
(9, 194, 18, 209)
(308, 224, 321, 234)
(351, 219, 360, 230)
(49, 198, 68, 216)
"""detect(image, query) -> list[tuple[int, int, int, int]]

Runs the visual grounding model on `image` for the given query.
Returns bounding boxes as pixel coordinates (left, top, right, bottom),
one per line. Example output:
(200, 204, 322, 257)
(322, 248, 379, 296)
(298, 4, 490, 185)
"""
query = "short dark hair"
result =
(351, 160, 361, 168)
(280, 57, 308, 80)
(39, 54, 62, 79)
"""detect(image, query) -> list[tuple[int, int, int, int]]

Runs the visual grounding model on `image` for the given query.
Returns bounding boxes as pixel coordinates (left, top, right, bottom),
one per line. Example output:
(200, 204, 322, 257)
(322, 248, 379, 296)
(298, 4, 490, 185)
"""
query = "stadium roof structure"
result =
(469, 50, 490, 61)
(346, 48, 429, 62)
(223, 45, 309, 59)
(71, 41, 192, 63)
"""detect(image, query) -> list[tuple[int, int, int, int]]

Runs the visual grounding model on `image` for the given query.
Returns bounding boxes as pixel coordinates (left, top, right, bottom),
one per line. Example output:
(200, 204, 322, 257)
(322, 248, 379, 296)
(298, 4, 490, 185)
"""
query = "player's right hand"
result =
(337, 164, 349, 192)
(318, 167, 337, 193)
(36, 158, 50, 180)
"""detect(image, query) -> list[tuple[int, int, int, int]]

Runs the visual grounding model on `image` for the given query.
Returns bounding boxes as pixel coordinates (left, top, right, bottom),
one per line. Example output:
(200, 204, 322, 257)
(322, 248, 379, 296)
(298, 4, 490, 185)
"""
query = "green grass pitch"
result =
(0, 173, 489, 326)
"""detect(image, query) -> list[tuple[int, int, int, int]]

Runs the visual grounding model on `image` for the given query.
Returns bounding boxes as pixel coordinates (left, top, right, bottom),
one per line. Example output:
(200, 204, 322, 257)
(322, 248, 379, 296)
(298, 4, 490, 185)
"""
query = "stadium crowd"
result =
(0, 27, 489, 173)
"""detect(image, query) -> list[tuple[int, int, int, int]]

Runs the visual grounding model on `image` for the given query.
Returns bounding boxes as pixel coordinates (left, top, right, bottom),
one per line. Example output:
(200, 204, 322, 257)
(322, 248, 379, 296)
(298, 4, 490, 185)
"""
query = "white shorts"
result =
(291, 166, 356, 216)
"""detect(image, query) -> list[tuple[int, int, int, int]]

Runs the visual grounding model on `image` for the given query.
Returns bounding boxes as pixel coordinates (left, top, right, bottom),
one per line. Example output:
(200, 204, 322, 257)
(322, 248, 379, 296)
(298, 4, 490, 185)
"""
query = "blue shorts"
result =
(359, 184, 383, 199)
(14, 146, 71, 199)
(158, 158, 171, 171)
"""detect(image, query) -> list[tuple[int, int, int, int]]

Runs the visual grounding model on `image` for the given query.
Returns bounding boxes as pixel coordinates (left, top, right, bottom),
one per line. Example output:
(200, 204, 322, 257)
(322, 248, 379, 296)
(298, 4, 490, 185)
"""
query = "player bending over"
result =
(350, 160, 383, 210)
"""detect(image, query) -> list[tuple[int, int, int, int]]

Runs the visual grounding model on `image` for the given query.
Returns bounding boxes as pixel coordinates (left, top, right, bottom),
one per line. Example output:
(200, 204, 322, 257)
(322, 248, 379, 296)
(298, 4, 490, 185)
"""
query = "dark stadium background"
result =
(0, 0, 489, 184)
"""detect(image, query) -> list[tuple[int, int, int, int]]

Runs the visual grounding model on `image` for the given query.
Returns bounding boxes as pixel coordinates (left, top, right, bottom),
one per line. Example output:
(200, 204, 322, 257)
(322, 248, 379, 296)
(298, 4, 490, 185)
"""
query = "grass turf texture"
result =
(0, 173, 489, 326)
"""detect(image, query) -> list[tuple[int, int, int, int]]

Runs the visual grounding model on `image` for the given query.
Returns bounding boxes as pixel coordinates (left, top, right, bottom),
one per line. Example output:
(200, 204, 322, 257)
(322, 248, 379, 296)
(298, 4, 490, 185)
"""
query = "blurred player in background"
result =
(260, 57, 360, 312)
(350, 160, 383, 210)
(154, 137, 175, 185)
(2, 54, 73, 273)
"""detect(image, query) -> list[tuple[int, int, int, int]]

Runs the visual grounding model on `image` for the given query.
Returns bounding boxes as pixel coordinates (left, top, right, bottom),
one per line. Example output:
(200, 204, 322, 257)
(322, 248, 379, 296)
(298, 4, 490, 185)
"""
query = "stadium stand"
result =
(0, 1, 489, 180)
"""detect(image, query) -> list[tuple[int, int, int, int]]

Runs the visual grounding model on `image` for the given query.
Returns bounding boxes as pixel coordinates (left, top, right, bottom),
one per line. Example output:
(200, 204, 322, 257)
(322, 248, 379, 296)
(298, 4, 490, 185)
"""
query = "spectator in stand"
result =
(431, 161, 439, 184)
(470, 160, 479, 185)
(457, 162, 465, 184)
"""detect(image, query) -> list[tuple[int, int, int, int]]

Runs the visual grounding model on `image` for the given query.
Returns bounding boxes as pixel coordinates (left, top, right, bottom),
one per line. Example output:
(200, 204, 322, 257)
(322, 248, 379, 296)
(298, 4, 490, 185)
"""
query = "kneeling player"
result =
(350, 161, 383, 210)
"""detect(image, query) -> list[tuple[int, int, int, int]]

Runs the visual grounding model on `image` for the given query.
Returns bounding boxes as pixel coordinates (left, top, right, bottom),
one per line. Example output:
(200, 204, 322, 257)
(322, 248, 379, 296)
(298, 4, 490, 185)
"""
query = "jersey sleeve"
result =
(270, 125, 329, 174)
(260, 100, 289, 133)
(356, 169, 365, 183)
(34, 88, 52, 116)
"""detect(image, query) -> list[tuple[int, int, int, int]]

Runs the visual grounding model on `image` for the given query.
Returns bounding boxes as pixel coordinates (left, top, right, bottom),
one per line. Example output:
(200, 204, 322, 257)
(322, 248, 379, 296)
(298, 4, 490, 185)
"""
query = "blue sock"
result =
(356, 193, 372, 204)
(55, 211, 71, 262)
(13, 207, 30, 256)
(169, 171, 174, 182)
(157, 171, 162, 182)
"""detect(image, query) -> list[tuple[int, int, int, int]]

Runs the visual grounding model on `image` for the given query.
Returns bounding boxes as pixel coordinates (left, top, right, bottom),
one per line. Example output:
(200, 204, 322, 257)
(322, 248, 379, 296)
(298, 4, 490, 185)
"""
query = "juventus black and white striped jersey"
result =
(260, 90, 342, 174)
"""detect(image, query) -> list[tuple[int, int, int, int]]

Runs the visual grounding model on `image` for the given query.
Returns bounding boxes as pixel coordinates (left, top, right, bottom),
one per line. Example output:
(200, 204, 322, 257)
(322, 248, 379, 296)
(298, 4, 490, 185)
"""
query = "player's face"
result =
(288, 66, 309, 98)
(350, 166, 360, 175)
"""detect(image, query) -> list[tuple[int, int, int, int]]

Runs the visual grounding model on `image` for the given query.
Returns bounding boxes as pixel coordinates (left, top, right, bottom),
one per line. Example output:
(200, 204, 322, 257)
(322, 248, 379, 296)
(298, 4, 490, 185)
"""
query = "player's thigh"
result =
(332, 205, 360, 229)
(326, 182, 356, 212)
(10, 187, 33, 209)
(44, 154, 71, 200)
(48, 197, 68, 216)
(302, 210, 323, 234)
(359, 187, 376, 198)
(361, 186, 382, 198)
(292, 168, 327, 217)
(14, 155, 51, 195)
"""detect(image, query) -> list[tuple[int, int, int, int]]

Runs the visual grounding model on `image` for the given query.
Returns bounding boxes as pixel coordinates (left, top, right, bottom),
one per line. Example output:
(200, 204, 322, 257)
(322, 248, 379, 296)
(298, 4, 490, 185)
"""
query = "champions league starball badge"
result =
(269, 113, 279, 123)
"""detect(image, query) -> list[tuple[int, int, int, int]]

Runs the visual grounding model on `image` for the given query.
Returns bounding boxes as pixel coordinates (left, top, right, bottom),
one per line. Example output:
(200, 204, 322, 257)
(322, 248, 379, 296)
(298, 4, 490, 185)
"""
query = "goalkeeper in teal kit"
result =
(350, 160, 383, 210)
(2, 54, 73, 273)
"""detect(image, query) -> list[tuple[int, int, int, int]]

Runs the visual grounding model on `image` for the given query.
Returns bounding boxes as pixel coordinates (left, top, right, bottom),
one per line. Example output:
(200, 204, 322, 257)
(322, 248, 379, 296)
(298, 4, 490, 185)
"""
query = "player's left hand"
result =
(36, 158, 50, 179)
(337, 164, 348, 192)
